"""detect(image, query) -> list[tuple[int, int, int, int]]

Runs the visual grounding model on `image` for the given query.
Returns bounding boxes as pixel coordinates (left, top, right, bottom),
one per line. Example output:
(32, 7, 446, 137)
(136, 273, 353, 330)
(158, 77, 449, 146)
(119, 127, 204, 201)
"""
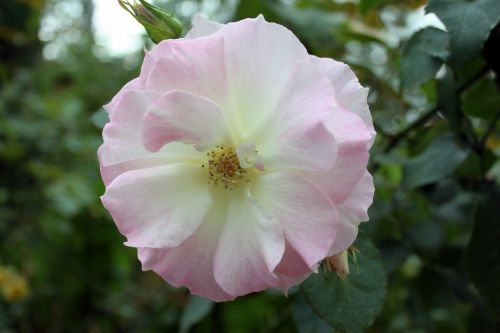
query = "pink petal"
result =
(99, 89, 160, 167)
(312, 56, 376, 147)
(251, 172, 338, 269)
(98, 142, 202, 186)
(274, 242, 315, 292)
(145, 35, 230, 108)
(220, 15, 309, 131)
(306, 106, 372, 203)
(137, 201, 233, 301)
(305, 147, 369, 205)
(213, 191, 285, 296)
(142, 91, 229, 152)
(274, 241, 312, 278)
(104, 49, 157, 116)
(186, 14, 225, 38)
(103, 78, 141, 115)
(98, 88, 203, 185)
(329, 171, 375, 255)
(102, 164, 211, 248)
(251, 61, 338, 172)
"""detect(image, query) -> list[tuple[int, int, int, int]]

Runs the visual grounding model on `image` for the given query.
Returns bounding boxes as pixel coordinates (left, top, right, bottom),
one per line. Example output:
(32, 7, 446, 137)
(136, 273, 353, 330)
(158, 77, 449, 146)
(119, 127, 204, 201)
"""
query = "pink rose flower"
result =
(99, 15, 375, 301)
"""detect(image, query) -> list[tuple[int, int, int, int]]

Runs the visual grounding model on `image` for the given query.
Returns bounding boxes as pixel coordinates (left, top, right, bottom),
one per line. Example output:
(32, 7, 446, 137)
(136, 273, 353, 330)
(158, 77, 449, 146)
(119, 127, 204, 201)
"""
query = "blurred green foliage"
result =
(1, 0, 499, 332)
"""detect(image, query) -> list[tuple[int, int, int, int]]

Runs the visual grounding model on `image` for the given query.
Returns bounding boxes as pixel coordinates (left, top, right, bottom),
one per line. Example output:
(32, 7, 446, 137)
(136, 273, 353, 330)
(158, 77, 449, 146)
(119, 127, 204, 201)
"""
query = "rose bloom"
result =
(99, 15, 375, 301)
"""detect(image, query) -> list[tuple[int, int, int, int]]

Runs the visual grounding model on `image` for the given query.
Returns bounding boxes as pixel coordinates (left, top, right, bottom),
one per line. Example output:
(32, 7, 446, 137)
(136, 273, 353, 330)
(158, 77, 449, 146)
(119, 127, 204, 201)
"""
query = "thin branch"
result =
(382, 65, 490, 154)
(383, 106, 437, 153)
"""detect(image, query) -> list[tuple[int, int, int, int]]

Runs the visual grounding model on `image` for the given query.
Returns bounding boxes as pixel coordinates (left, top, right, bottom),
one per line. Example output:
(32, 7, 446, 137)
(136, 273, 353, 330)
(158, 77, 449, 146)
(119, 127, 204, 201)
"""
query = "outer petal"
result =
(137, 201, 233, 302)
(103, 78, 141, 115)
(306, 107, 372, 203)
(104, 50, 157, 116)
(142, 91, 230, 152)
(251, 172, 338, 270)
(99, 89, 160, 167)
(186, 14, 225, 39)
(220, 15, 309, 132)
(312, 56, 376, 147)
(274, 242, 316, 292)
(98, 89, 203, 185)
(328, 171, 375, 255)
(213, 191, 285, 296)
(102, 164, 211, 248)
(250, 61, 338, 172)
(98, 144, 196, 186)
(146, 35, 230, 108)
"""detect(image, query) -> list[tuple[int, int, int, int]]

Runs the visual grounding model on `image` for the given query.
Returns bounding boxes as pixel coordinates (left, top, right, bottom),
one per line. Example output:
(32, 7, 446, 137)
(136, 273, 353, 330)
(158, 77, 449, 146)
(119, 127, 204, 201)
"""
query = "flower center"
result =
(202, 145, 249, 190)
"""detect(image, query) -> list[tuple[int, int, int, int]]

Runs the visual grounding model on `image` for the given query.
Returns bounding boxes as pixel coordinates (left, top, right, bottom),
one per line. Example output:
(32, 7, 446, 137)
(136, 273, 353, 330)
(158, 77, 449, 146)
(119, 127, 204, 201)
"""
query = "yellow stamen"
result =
(203, 145, 249, 190)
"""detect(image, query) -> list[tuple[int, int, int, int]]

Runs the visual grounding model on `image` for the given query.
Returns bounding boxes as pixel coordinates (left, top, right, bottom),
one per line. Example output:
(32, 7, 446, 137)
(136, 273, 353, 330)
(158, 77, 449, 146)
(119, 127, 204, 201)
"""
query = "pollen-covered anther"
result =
(202, 145, 249, 190)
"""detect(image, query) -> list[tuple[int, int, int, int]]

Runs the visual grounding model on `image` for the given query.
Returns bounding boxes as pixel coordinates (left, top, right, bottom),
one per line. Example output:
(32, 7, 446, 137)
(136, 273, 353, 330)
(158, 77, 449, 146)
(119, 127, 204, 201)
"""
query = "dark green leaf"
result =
(292, 298, 333, 333)
(461, 77, 500, 120)
(437, 67, 461, 130)
(466, 186, 500, 316)
(426, 0, 500, 66)
(402, 135, 468, 189)
(437, 67, 479, 143)
(400, 27, 449, 89)
(408, 222, 442, 250)
(179, 296, 213, 333)
(300, 232, 387, 333)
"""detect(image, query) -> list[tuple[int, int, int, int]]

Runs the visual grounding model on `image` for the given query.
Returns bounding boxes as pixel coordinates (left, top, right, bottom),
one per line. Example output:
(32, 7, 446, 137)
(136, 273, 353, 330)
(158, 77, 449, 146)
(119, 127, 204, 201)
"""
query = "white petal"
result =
(249, 61, 338, 172)
(142, 91, 230, 152)
(213, 190, 285, 296)
(251, 172, 338, 269)
(220, 15, 309, 133)
(102, 164, 211, 248)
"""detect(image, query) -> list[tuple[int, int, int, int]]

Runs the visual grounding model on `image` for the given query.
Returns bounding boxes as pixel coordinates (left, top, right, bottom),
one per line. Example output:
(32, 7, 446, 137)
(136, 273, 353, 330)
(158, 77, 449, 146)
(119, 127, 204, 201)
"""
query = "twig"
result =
(382, 65, 491, 154)
(383, 106, 437, 153)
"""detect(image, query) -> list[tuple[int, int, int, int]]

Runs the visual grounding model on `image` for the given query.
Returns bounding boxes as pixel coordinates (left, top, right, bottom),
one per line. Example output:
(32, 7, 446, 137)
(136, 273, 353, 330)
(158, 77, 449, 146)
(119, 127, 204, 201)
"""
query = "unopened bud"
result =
(326, 250, 350, 279)
(118, 0, 183, 43)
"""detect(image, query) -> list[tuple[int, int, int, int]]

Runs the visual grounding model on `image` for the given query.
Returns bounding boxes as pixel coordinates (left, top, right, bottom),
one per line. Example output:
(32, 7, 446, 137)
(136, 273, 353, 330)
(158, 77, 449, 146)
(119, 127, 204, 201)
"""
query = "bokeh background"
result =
(1, 0, 499, 332)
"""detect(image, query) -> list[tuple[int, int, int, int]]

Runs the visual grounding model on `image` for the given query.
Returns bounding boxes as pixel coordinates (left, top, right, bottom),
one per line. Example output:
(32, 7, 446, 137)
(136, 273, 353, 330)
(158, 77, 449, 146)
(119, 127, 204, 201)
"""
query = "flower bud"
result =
(118, 0, 183, 43)
(326, 250, 350, 279)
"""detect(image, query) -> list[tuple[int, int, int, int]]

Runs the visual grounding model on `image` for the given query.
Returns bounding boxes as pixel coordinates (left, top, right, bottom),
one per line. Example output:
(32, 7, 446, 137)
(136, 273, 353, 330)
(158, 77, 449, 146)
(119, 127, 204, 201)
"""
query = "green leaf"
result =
(437, 67, 461, 130)
(300, 232, 387, 333)
(461, 77, 500, 120)
(292, 298, 333, 333)
(466, 186, 500, 316)
(426, 0, 500, 66)
(179, 296, 213, 333)
(400, 27, 449, 89)
(437, 67, 478, 143)
(402, 135, 468, 189)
